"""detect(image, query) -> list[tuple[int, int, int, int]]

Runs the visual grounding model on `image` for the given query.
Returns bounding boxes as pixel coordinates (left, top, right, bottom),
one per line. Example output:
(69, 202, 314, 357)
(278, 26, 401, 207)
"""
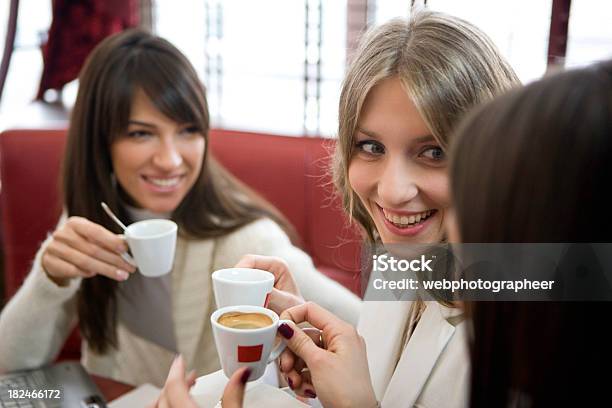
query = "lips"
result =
(373, 204, 439, 238)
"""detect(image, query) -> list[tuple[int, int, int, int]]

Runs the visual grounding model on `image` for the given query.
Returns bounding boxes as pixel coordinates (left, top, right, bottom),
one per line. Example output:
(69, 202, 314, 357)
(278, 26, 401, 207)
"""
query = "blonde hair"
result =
(333, 10, 520, 242)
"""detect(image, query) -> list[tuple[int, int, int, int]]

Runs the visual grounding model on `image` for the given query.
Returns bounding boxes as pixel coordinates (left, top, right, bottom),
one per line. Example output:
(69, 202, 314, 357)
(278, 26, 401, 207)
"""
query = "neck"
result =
(124, 203, 171, 222)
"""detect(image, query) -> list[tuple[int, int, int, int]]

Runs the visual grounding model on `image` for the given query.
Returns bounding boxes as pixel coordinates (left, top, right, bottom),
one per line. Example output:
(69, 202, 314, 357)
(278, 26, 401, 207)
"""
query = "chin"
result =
(140, 197, 183, 214)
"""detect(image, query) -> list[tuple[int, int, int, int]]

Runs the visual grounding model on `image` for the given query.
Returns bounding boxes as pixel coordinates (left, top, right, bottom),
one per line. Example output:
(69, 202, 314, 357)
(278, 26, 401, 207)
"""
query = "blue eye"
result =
(356, 140, 385, 155)
(421, 146, 445, 161)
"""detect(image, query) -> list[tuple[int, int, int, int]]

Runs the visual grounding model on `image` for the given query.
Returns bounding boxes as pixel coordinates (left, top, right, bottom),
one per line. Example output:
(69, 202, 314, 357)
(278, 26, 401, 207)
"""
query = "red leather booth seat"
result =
(0, 128, 362, 359)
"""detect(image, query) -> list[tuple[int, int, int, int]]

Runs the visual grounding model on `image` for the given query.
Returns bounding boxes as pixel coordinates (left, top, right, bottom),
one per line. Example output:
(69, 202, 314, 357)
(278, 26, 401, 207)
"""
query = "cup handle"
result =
(119, 235, 137, 267)
(268, 319, 291, 363)
(120, 251, 137, 267)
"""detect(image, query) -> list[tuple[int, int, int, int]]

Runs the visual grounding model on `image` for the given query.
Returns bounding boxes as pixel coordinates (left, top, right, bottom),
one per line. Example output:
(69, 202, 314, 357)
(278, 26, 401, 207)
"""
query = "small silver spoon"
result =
(101, 202, 137, 267)
(101, 202, 128, 231)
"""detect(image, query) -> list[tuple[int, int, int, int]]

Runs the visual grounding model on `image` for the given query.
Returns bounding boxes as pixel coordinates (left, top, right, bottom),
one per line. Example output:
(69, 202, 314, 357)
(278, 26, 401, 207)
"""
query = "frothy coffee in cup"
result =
(218, 312, 273, 330)
(212, 305, 290, 382)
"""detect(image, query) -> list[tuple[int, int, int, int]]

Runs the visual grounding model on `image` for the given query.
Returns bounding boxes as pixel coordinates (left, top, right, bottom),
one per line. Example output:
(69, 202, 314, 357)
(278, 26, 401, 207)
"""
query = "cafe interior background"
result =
(0, 0, 611, 306)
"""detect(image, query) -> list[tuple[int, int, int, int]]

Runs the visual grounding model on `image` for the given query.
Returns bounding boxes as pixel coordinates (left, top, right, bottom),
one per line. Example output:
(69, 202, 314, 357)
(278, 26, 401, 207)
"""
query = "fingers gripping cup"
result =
(211, 305, 290, 381)
(212, 268, 274, 308)
(124, 219, 177, 277)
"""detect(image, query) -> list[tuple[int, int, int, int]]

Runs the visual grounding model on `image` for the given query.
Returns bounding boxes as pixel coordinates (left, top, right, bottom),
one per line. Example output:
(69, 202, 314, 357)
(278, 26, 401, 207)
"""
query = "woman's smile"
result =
(377, 205, 439, 237)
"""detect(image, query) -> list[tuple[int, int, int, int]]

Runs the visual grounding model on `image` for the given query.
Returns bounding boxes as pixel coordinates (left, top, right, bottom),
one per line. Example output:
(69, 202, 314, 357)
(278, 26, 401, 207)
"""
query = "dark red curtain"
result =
(36, 0, 139, 100)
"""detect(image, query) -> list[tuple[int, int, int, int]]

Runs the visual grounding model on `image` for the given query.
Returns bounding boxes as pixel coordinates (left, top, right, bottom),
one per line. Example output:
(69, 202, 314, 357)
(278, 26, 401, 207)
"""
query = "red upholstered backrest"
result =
(0, 129, 66, 299)
(0, 128, 362, 302)
(0, 129, 80, 360)
(208, 129, 362, 291)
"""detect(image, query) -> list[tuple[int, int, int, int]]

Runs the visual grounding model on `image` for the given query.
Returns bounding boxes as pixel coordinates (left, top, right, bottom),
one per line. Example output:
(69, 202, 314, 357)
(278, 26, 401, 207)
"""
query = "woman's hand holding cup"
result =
(278, 302, 378, 408)
(42, 216, 137, 286)
(234, 254, 305, 314)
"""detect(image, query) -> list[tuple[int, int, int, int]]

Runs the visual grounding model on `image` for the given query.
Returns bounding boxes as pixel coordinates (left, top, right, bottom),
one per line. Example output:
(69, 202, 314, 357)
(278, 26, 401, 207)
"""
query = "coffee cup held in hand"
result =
(212, 268, 274, 308)
(211, 305, 290, 381)
(124, 219, 177, 277)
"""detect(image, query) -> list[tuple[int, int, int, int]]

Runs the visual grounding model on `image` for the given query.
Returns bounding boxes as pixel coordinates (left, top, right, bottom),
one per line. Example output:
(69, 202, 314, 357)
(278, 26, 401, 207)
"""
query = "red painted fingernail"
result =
(278, 323, 294, 339)
(305, 389, 317, 398)
(240, 368, 252, 384)
(287, 378, 294, 389)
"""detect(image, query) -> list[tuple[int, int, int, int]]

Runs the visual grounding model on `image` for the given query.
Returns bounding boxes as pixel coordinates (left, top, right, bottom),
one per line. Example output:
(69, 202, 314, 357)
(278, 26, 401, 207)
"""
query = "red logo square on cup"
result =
(238, 344, 263, 362)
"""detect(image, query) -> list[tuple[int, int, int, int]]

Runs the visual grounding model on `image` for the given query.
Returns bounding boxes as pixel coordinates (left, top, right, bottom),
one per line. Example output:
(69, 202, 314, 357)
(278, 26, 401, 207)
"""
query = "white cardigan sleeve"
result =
(212, 218, 362, 325)
(0, 215, 81, 372)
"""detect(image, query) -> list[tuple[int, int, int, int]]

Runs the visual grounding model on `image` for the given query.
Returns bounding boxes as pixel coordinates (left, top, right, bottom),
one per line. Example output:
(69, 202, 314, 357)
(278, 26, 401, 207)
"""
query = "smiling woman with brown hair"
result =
(0, 29, 360, 387)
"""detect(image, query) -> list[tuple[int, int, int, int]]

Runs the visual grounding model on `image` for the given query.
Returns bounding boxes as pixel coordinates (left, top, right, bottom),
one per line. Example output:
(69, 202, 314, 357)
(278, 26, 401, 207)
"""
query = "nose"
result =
(152, 137, 183, 170)
(377, 156, 418, 207)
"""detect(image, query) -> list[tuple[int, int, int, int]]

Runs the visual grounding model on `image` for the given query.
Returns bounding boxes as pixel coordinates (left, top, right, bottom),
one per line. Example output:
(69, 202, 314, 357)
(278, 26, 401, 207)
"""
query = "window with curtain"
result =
(0, 0, 51, 122)
(2, 1, 612, 132)
(426, 0, 552, 83)
(155, 0, 347, 137)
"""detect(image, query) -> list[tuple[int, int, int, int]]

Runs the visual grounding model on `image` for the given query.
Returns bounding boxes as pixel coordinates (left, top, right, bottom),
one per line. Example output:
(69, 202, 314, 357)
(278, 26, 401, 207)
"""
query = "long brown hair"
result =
(65, 29, 290, 353)
(451, 61, 612, 406)
(333, 11, 519, 243)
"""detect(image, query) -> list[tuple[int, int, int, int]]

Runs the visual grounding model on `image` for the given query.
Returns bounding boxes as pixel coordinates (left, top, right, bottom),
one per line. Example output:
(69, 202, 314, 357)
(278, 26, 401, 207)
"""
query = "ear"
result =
(445, 207, 461, 243)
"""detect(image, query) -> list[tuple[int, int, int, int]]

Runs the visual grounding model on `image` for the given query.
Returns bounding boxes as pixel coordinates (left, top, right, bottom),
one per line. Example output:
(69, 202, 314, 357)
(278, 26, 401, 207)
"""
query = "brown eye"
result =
(127, 130, 152, 139)
(181, 125, 201, 134)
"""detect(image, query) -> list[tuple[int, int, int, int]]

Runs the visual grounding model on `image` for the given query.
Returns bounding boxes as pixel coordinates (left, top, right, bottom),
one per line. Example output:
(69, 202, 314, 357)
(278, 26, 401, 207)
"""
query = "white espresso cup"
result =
(124, 219, 177, 277)
(212, 268, 274, 308)
(211, 305, 290, 381)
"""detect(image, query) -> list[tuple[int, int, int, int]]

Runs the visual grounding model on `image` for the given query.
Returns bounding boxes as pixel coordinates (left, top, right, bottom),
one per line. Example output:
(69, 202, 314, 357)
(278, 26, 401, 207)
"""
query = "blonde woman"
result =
(153, 11, 519, 407)
(274, 11, 519, 408)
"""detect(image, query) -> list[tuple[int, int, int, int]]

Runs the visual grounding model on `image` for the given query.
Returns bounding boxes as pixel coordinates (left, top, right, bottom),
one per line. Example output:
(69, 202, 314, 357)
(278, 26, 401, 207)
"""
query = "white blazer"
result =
(358, 301, 469, 408)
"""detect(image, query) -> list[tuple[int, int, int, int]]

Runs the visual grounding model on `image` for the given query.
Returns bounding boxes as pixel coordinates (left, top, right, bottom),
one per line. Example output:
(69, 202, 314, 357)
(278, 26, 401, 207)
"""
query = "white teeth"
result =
(148, 177, 180, 187)
(382, 208, 434, 227)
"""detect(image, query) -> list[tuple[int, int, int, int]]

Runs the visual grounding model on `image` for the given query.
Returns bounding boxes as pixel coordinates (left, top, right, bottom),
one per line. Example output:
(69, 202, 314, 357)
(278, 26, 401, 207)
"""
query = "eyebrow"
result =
(356, 126, 380, 139)
(356, 126, 435, 143)
(128, 120, 156, 128)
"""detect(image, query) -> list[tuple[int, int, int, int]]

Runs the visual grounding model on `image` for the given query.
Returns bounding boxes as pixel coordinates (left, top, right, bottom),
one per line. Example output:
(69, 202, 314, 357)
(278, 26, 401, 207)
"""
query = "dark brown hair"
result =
(451, 61, 612, 406)
(65, 29, 291, 353)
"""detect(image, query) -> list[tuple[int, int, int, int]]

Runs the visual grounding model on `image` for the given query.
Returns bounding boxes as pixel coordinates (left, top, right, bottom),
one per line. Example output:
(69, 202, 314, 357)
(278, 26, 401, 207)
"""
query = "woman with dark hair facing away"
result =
(0, 29, 360, 387)
(449, 60, 612, 407)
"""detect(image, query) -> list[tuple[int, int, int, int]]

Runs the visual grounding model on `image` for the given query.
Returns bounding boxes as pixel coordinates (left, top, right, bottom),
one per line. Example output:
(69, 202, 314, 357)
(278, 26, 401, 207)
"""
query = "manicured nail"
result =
(278, 323, 294, 339)
(305, 389, 317, 398)
(287, 378, 294, 389)
(240, 368, 252, 384)
(116, 269, 129, 280)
